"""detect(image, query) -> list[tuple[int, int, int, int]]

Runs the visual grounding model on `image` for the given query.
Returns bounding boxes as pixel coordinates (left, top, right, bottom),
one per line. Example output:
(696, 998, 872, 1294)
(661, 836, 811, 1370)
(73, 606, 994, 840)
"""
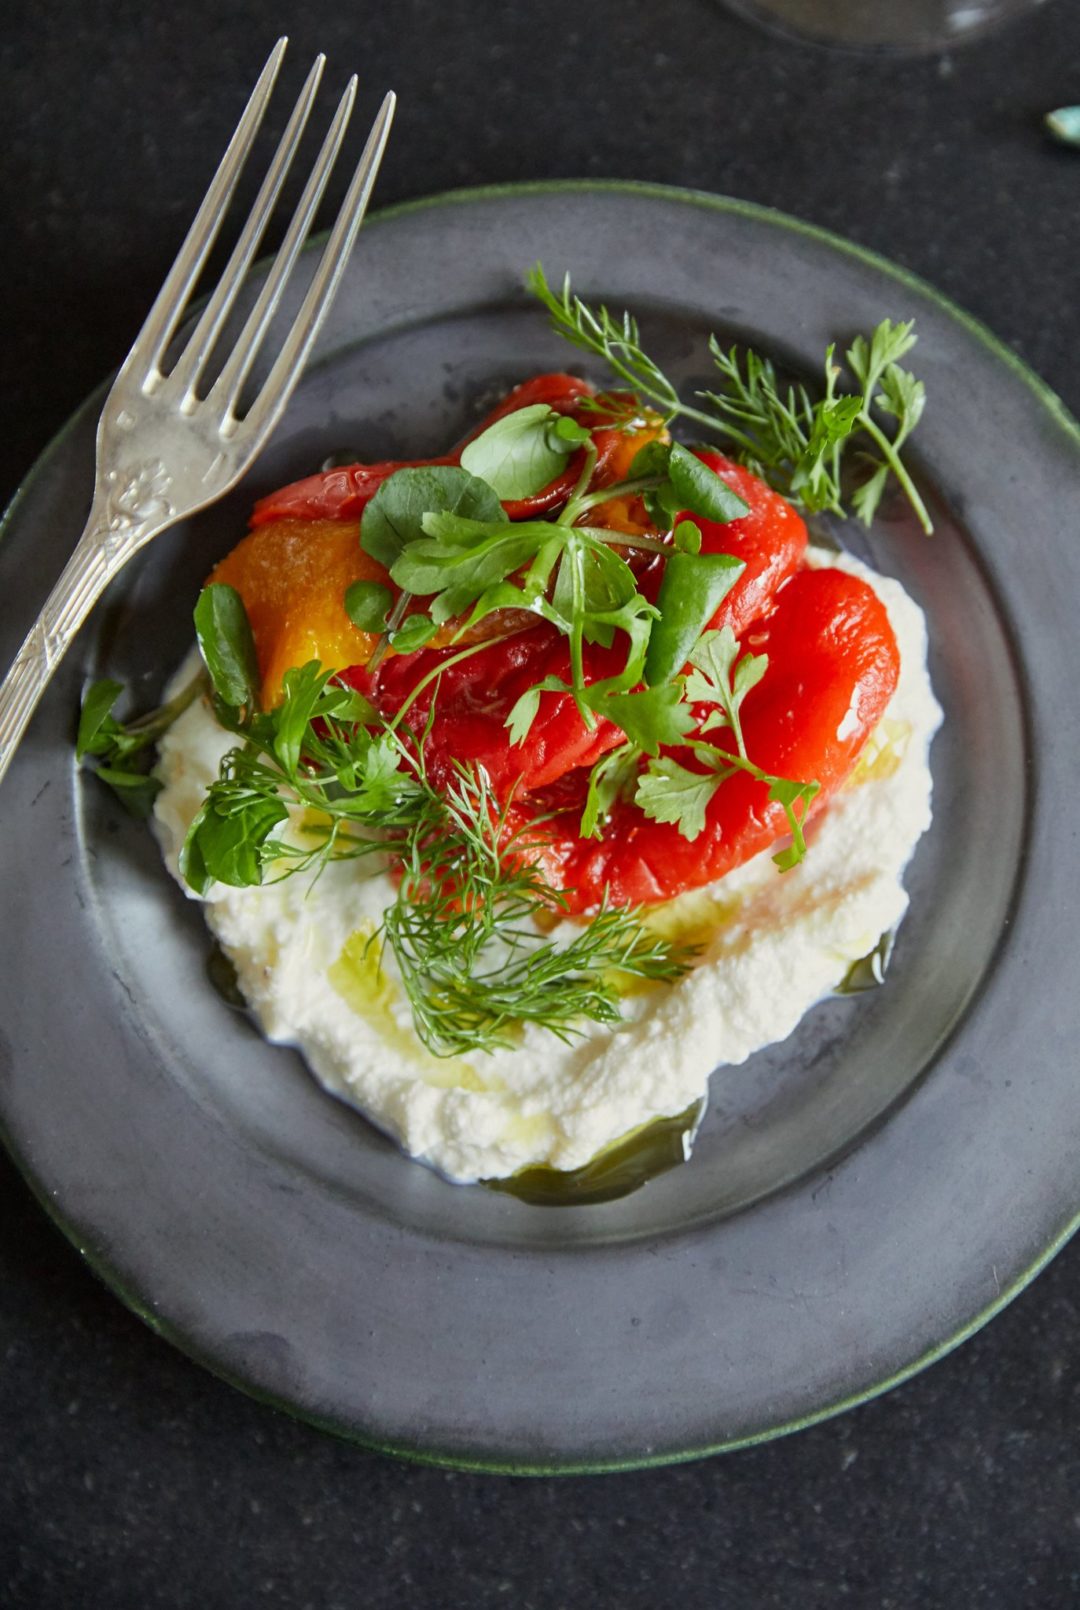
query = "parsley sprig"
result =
(635, 627, 820, 867)
(527, 264, 932, 534)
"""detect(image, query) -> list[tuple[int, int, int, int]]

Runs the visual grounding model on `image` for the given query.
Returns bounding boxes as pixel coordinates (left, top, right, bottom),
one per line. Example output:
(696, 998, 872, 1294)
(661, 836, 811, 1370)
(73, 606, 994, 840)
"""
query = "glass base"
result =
(721, 0, 1050, 52)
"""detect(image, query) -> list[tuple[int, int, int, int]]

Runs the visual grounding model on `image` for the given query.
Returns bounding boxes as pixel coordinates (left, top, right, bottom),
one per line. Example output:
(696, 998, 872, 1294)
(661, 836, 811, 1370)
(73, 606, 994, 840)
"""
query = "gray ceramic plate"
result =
(1, 183, 1078, 1473)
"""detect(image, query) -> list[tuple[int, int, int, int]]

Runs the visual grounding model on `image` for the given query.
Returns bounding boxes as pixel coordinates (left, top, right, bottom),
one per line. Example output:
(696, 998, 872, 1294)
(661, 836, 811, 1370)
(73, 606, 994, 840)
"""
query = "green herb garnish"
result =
(459, 402, 589, 500)
(76, 670, 206, 816)
(527, 263, 932, 534)
(634, 626, 820, 866)
(175, 588, 693, 1056)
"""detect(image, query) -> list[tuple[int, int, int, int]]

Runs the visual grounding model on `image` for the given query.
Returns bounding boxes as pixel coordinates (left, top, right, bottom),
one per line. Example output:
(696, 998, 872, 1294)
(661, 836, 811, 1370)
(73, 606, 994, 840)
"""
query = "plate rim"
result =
(3, 178, 1080, 1475)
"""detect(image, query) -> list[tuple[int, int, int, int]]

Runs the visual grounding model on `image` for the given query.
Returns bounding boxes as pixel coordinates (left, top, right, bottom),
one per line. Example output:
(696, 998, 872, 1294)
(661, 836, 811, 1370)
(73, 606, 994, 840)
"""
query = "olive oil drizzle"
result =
(485, 1100, 705, 1207)
(206, 941, 247, 1010)
(835, 929, 896, 995)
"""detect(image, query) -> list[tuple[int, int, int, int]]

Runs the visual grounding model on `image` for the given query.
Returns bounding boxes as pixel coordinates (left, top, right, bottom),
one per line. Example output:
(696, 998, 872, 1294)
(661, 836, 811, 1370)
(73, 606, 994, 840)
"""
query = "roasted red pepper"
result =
(353, 451, 808, 799)
(238, 374, 898, 916)
(250, 373, 630, 527)
(524, 567, 900, 912)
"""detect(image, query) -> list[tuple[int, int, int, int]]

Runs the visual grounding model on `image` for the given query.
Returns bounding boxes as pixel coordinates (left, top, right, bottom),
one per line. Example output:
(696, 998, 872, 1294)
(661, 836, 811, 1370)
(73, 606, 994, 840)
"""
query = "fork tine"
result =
(208, 76, 360, 423)
(130, 38, 288, 384)
(168, 52, 326, 406)
(235, 91, 397, 446)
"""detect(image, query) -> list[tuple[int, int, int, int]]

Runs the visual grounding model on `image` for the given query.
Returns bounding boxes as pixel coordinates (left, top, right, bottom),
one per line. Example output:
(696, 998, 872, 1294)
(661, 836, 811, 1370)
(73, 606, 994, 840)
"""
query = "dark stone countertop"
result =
(1, 2, 1079, 1604)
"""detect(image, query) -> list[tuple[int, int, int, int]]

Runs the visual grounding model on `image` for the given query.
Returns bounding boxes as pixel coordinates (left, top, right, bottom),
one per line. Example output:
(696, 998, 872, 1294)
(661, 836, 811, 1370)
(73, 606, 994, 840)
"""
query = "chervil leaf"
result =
(635, 757, 727, 842)
(602, 683, 696, 756)
(768, 777, 821, 869)
(505, 684, 544, 747)
(579, 741, 642, 839)
(850, 462, 891, 527)
(684, 626, 765, 756)
(351, 732, 413, 813)
(846, 319, 917, 393)
(875, 364, 926, 439)
(532, 270, 932, 533)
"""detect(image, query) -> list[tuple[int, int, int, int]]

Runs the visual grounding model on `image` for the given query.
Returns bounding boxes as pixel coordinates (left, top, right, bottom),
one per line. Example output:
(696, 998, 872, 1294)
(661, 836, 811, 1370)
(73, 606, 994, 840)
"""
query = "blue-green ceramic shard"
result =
(1045, 105, 1080, 147)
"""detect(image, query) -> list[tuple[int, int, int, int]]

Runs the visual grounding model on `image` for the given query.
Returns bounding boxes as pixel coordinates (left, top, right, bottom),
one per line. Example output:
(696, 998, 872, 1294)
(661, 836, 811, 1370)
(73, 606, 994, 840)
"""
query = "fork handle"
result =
(0, 518, 129, 787)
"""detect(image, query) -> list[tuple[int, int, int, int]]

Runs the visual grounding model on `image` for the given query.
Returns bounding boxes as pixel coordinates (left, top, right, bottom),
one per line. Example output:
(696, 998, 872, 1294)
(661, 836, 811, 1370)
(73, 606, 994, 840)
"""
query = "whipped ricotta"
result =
(153, 550, 942, 1183)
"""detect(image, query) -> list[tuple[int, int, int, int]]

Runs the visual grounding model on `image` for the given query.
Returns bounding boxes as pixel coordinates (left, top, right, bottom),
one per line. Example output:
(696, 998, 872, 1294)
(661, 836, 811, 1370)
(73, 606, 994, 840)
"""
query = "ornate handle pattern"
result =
(0, 458, 174, 786)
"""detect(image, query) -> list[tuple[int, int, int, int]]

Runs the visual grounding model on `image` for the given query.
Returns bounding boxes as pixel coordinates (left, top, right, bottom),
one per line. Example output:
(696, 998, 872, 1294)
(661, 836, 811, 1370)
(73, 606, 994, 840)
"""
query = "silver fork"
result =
(0, 38, 395, 787)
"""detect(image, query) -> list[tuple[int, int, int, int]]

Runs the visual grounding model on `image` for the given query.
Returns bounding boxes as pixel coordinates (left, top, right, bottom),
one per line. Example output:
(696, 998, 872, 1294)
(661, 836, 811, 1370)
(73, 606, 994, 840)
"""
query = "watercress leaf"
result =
(182, 791, 289, 890)
(547, 533, 637, 644)
(344, 579, 393, 632)
(673, 520, 702, 555)
(628, 439, 672, 480)
(644, 552, 745, 687)
(459, 404, 574, 500)
(178, 802, 214, 895)
(579, 538, 639, 612)
(194, 584, 260, 710)
(647, 481, 683, 528)
(667, 442, 750, 523)
(550, 413, 592, 448)
(397, 517, 549, 613)
(360, 466, 502, 568)
(602, 683, 696, 756)
(456, 580, 533, 631)
(319, 684, 378, 725)
(390, 613, 439, 654)
(91, 765, 163, 818)
(274, 661, 329, 775)
(76, 679, 124, 760)
(635, 757, 724, 842)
